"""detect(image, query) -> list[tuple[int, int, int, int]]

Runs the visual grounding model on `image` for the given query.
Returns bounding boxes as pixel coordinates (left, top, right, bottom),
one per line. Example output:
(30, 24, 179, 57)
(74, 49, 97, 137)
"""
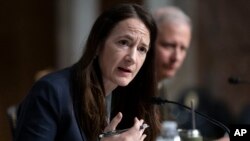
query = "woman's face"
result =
(99, 18, 150, 94)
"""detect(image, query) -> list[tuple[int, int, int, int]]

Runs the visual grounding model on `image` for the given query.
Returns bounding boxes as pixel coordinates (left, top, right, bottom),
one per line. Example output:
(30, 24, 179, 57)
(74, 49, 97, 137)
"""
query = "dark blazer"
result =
(14, 67, 86, 141)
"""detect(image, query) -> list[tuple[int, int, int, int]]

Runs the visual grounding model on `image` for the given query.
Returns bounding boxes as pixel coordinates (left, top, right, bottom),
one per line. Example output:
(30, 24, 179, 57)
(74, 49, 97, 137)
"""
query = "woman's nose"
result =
(125, 49, 136, 64)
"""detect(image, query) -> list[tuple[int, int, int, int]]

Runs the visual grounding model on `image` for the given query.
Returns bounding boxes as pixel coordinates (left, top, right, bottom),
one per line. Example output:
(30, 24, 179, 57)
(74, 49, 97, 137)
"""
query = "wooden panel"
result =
(197, 0, 250, 118)
(0, 0, 56, 140)
(100, 0, 143, 12)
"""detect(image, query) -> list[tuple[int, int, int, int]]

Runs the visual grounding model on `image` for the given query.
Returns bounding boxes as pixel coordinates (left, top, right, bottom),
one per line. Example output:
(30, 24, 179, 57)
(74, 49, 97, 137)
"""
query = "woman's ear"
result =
(96, 40, 106, 59)
(96, 43, 104, 57)
(95, 48, 100, 59)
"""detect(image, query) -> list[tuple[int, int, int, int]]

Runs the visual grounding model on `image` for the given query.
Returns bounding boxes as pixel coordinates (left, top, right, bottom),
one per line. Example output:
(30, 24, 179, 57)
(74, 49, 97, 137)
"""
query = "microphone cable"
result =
(151, 97, 230, 135)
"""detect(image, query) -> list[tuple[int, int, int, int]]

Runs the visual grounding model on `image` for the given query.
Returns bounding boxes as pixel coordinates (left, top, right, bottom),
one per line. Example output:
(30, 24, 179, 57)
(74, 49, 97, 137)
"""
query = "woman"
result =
(14, 3, 160, 141)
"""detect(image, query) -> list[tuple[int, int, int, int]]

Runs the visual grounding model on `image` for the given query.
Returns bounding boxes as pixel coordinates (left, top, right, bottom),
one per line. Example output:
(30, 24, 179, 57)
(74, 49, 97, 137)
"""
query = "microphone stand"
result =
(152, 97, 230, 135)
(228, 77, 250, 85)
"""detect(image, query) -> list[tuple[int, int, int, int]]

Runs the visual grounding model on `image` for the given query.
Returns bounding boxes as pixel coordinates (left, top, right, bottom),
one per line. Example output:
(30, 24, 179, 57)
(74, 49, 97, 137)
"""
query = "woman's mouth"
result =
(118, 67, 132, 73)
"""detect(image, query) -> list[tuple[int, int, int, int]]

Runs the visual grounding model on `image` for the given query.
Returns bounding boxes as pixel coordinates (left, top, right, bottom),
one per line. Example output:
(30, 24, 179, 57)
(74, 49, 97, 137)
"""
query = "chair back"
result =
(6, 105, 18, 138)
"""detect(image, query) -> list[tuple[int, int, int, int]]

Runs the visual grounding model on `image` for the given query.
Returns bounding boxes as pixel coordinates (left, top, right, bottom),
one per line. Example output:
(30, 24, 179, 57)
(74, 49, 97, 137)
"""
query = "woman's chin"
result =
(118, 83, 129, 87)
(115, 76, 134, 87)
(117, 80, 131, 87)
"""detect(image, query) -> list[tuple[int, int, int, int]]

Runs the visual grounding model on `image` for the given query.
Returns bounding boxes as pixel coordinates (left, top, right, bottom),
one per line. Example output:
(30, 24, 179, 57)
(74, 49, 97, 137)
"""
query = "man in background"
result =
(154, 6, 191, 83)
(153, 6, 191, 121)
(153, 6, 230, 141)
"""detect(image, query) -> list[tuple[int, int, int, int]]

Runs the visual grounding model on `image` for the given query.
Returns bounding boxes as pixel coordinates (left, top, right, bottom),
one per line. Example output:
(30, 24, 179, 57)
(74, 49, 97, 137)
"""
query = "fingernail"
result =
(118, 112, 122, 117)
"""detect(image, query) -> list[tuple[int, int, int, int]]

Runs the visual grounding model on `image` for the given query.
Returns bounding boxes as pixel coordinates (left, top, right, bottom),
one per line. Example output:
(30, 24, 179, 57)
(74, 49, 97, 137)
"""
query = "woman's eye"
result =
(138, 47, 148, 53)
(118, 40, 129, 46)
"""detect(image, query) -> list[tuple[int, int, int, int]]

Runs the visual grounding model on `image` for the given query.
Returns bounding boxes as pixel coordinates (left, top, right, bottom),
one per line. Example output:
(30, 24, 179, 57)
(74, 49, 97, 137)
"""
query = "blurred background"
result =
(1, 0, 250, 140)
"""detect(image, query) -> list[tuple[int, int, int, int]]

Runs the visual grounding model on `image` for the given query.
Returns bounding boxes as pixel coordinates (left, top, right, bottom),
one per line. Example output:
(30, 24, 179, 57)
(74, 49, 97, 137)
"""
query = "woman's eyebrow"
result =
(117, 34, 149, 47)
(117, 34, 133, 41)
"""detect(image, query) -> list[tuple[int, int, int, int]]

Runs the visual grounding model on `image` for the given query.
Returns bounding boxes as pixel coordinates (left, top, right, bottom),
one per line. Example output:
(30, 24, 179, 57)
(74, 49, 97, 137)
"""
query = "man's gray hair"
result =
(153, 6, 192, 28)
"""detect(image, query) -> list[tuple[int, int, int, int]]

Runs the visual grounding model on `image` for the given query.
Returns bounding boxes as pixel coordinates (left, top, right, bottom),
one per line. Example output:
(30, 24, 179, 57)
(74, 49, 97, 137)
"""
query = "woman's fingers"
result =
(131, 117, 149, 140)
(104, 112, 122, 132)
(140, 134, 147, 141)
(134, 117, 144, 129)
(134, 117, 146, 135)
(102, 116, 148, 141)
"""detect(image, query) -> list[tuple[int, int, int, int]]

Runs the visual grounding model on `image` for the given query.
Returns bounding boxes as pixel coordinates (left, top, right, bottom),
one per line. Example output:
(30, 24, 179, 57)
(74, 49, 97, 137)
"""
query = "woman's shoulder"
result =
(39, 66, 73, 85)
(28, 66, 75, 103)
(20, 66, 75, 116)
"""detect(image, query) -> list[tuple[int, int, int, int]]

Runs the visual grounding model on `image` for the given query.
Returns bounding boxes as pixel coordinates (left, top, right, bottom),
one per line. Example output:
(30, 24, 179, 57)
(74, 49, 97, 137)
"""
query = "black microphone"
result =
(228, 76, 250, 84)
(151, 97, 230, 135)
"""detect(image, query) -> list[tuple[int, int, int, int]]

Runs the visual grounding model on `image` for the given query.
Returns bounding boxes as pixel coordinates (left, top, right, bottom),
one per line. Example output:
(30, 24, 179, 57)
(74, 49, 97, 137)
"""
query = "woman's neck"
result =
(103, 80, 117, 96)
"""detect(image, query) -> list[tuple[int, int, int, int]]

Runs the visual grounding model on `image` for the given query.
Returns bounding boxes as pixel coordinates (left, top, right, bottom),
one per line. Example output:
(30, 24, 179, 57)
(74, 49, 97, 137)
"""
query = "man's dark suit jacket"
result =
(14, 67, 87, 141)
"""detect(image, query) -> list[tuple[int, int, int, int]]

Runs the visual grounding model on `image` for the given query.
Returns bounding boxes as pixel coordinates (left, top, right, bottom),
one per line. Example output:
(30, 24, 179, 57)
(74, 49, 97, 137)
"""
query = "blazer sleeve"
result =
(15, 80, 62, 141)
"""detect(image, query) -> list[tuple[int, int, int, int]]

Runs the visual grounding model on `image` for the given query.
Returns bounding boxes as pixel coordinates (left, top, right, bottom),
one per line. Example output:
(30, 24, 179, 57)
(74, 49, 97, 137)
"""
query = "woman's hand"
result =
(214, 136, 230, 141)
(100, 112, 148, 141)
